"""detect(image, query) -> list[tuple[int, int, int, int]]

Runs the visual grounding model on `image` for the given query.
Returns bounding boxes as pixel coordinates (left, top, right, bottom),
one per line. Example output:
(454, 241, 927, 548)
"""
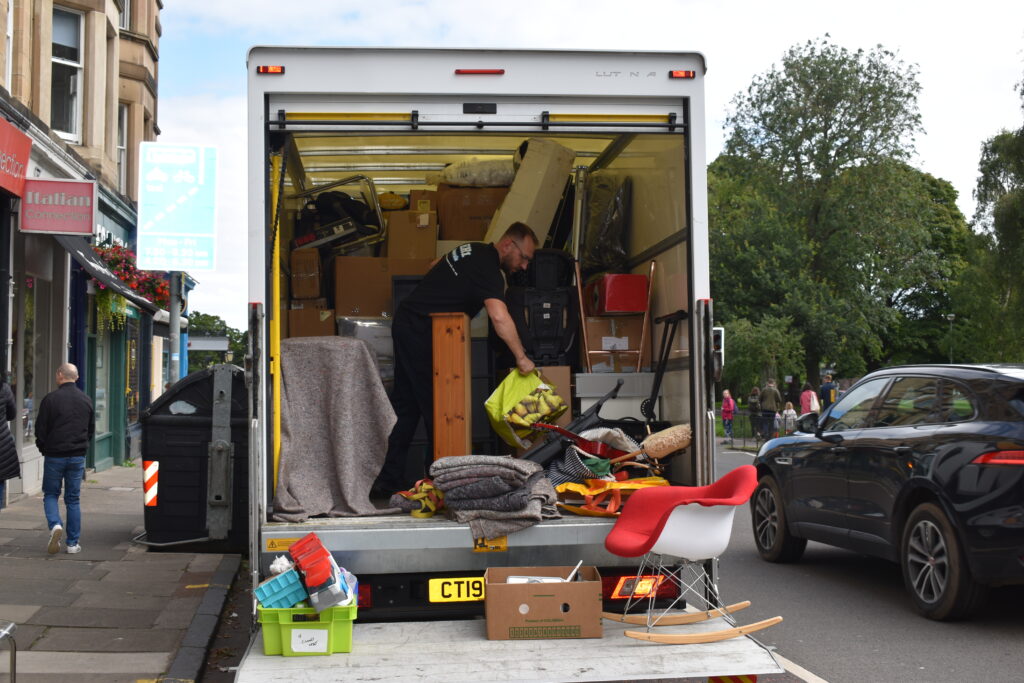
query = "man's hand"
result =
(485, 297, 537, 376)
(516, 355, 536, 375)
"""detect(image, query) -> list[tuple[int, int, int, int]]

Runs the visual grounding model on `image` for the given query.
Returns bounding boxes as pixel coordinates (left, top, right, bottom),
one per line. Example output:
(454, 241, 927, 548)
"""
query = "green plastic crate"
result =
(257, 603, 357, 656)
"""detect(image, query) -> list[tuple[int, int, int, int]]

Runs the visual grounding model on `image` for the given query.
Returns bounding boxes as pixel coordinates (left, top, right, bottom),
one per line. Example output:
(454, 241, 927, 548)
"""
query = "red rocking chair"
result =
(602, 464, 782, 644)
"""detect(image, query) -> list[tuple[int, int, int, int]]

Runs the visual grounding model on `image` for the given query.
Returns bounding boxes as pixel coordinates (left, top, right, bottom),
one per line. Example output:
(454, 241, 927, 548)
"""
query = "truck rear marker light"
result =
(454, 69, 505, 75)
(256, 65, 285, 74)
(143, 460, 158, 506)
(669, 70, 696, 79)
(609, 574, 676, 599)
(972, 450, 1024, 465)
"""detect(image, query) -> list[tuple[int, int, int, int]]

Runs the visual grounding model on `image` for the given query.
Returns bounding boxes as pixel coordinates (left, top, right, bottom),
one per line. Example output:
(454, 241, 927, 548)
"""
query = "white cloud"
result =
(156, 0, 1024, 331)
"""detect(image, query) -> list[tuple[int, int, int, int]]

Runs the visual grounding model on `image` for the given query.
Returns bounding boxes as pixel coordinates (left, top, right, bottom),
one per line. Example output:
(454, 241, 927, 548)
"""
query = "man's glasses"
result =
(511, 240, 532, 265)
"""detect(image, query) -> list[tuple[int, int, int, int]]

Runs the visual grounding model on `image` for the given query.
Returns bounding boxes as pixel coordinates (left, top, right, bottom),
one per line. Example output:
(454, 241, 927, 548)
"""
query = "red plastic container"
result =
(585, 274, 648, 315)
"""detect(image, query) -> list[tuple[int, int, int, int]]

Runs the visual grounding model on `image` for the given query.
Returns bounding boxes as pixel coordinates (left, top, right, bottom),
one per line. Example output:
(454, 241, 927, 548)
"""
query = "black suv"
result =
(750, 364, 1024, 620)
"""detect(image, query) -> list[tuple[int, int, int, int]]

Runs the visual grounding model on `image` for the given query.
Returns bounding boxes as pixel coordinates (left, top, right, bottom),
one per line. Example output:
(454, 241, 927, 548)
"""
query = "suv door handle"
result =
(830, 447, 848, 454)
(895, 447, 912, 456)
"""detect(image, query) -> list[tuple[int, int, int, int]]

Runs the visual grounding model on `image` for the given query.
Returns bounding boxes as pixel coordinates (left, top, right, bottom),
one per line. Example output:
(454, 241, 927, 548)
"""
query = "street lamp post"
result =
(946, 313, 956, 364)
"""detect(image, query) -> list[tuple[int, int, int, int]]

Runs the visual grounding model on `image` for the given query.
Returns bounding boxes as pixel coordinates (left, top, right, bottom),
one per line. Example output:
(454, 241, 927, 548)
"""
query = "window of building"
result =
(5, 0, 13, 86)
(118, 1, 131, 31)
(117, 103, 128, 193)
(51, 7, 83, 142)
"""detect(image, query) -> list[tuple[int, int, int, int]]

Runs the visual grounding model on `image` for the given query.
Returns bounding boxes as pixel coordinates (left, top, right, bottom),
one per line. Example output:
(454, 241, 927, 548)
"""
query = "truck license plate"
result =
(428, 577, 485, 603)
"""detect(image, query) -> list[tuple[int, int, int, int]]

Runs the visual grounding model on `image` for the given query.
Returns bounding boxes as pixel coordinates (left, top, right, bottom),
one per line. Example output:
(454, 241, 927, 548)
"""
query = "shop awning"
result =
(54, 234, 160, 314)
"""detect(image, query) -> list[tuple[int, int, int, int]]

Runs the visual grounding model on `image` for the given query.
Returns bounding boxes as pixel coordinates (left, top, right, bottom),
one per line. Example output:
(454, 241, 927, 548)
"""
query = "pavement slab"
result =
(27, 606, 162, 629)
(32, 626, 183, 652)
(0, 461, 238, 682)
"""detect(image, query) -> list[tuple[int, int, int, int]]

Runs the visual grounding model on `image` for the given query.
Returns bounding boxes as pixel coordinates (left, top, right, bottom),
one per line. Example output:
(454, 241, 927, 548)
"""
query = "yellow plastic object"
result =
(270, 153, 283, 492)
(484, 370, 567, 448)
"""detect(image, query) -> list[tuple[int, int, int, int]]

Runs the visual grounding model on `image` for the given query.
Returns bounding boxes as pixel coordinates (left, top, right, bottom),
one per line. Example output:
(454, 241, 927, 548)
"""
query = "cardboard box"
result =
(584, 274, 649, 315)
(288, 308, 336, 338)
(290, 249, 322, 299)
(409, 189, 437, 212)
(389, 257, 434, 278)
(484, 566, 603, 640)
(436, 239, 464, 258)
(485, 138, 575, 245)
(386, 210, 438, 259)
(516, 365, 573, 457)
(333, 256, 435, 318)
(437, 184, 510, 241)
(582, 316, 651, 372)
(334, 257, 390, 317)
(290, 298, 328, 310)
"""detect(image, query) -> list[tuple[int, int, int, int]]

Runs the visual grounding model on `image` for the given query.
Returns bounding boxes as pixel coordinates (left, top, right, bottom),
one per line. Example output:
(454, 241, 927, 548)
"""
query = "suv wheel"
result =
(901, 502, 988, 620)
(751, 476, 806, 562)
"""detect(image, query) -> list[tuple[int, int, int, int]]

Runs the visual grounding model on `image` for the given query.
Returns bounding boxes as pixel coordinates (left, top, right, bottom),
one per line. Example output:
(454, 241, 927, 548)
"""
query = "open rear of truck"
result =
(245, 47, 721, 620)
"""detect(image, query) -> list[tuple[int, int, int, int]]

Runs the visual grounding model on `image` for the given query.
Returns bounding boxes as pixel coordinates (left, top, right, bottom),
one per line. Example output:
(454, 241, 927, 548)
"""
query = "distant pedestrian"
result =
(747, 386, 761, 437)
(782, 401, 798, 434)
(35, 363, 94, 554)
(720, 389, 736, 445)
(800, 382, 820, 414)
(820, 374, 838, 412)
(0, 376, 19, 511)
(760, 379, 783, 438)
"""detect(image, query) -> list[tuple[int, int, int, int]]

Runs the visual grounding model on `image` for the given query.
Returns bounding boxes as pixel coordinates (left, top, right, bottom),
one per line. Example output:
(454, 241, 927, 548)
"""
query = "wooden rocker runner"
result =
(601, 465, 783, 644)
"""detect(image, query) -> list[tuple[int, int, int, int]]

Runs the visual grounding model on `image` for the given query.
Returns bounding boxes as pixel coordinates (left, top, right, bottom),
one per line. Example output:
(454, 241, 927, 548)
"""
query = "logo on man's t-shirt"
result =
(446, 243, 475, 274)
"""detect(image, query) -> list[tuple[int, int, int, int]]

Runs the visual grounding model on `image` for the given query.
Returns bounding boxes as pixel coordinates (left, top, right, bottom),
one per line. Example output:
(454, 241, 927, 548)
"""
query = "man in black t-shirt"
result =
(373, 222, 538, 494)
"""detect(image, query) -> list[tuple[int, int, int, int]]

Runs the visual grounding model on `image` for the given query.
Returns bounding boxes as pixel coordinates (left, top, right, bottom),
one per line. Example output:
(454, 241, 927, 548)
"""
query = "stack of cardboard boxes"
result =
(288, 248, 335, 337)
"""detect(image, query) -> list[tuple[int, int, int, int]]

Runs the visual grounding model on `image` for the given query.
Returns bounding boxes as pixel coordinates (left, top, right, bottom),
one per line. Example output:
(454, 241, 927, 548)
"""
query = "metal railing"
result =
(717, 410, 796, 451)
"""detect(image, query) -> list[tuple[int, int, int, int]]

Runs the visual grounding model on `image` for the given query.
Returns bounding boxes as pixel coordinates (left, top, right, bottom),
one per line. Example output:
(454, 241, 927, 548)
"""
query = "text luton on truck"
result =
(238, 46, 783, 680)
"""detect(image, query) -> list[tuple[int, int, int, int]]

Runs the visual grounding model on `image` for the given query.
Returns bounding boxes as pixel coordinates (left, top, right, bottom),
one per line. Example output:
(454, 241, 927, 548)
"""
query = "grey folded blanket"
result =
(272, 337, 401, 521)
(443, 476, 515, 501)
(445, 471, 542, 511)
(448, 473, 560, 540)
(430, 455, 540, 484)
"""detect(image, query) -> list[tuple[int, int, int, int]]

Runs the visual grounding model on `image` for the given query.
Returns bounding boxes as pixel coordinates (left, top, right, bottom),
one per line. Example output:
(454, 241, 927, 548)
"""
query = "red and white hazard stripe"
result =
(143, 460, 158, 507)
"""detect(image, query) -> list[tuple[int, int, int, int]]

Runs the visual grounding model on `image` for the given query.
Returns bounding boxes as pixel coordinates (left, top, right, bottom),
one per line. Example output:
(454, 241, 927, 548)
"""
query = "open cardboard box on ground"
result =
(484, 565, 603, 640)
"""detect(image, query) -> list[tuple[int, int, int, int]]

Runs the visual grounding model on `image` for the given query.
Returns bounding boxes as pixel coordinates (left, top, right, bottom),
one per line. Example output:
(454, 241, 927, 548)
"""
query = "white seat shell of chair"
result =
(649, 502, 738, 561)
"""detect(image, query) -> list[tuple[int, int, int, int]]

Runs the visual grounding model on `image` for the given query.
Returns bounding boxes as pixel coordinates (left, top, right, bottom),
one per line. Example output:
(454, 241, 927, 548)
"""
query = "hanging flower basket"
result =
(91, 242, 171, 309)
(95, 286, 128, 331)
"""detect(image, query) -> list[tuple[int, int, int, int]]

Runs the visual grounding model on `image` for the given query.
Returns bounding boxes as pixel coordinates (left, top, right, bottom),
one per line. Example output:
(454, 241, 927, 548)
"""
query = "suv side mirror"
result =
(797, 413, 818, 434)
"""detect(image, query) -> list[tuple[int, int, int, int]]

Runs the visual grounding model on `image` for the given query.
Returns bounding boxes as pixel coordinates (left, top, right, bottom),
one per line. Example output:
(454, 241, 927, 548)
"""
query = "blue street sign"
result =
(137, 142, 218, 271)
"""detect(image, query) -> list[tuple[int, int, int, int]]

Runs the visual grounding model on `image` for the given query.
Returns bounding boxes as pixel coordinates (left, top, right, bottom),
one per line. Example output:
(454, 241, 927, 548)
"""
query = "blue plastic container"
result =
(255, 568, 308, 609)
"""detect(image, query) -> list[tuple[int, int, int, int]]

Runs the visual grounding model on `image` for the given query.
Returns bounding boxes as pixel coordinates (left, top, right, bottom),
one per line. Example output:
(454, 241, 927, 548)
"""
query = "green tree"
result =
(965, 77, 1024, 360)
(717, 37, 966, 382)
(720, 315, 805, 401)
(187, 311, 246, 371)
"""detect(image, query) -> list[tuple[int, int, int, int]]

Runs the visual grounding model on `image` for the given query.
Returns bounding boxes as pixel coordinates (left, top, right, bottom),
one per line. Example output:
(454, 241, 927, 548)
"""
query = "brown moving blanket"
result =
(272, 337, 399, 521)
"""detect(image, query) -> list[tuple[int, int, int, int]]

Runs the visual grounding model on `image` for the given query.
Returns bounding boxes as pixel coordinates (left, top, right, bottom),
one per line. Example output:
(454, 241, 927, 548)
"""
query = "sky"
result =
(156, 0, 1024, 331)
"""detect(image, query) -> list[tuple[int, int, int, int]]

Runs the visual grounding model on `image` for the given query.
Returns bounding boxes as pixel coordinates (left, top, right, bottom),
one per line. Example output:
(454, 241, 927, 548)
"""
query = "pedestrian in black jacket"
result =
(35, 363, 93, 554)
(0, 377, 19, 511)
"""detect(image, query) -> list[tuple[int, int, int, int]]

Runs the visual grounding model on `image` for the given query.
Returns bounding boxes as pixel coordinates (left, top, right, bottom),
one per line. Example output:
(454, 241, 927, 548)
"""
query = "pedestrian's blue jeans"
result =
(43, 456, 86, 546)
(0, 479, 6, 510)
(723, 418, 734, 439)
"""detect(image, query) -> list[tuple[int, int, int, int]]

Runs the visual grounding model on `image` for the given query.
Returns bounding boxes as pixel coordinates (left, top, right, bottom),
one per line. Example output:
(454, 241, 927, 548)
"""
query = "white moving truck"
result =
(239, 46, 781, 681)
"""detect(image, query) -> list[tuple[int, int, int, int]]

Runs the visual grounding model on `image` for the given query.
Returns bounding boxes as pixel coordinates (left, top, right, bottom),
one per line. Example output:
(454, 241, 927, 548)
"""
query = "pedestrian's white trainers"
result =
(66, 544, 82, 554)
(48, 525, 63, 554)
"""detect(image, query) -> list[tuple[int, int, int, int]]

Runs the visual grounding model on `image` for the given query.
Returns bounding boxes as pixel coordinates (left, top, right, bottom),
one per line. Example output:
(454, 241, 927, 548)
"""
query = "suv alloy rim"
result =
(906, 519, 949, 603)
(754, 487, 778, 550)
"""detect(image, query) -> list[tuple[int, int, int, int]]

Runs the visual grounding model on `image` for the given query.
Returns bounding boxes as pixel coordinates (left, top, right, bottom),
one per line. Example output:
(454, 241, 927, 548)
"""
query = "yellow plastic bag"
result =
(485, 369, 568, 448)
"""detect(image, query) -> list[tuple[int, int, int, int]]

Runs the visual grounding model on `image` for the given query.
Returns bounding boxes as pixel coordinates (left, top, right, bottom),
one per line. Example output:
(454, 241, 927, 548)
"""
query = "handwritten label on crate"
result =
(291, 628, 329, 653)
